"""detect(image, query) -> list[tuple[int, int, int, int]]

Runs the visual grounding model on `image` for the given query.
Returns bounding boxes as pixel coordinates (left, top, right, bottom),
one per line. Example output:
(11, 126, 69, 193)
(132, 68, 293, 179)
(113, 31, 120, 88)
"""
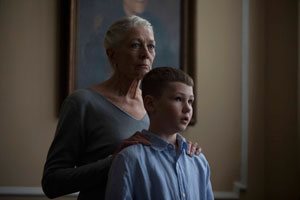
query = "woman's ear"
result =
(144, 95, 155, 113)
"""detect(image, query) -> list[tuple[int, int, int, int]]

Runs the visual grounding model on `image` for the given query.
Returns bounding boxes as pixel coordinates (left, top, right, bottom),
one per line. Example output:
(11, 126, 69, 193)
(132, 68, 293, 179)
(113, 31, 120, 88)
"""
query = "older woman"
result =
(42, 15, 200, 200)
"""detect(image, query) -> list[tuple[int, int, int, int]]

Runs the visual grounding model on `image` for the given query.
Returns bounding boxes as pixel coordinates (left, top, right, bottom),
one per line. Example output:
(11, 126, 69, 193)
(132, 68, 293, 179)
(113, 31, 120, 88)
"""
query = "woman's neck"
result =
(101, 72, 142, 99)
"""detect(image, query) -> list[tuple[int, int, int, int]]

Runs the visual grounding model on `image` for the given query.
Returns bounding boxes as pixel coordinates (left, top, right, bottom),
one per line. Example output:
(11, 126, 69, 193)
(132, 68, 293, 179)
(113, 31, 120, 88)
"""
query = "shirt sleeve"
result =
(105, 153, 133, 200)
(41, 98, 111, 198)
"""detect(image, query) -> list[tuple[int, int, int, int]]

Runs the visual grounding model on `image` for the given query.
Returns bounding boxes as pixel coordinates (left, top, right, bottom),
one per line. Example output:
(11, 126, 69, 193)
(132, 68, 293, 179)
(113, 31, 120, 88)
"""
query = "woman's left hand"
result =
(186, 141, 202, 157)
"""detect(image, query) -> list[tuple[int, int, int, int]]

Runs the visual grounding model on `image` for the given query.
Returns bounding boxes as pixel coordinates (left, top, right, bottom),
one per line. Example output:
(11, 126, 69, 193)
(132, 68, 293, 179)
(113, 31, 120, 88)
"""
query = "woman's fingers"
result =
(129, 131, 151, 146)
(196, 146, 202, 155)
(110, 141, 139, 163)
(191, 142, 197, 157)
(187, 141, 192, 155)
(186, 141, 201, 157)
(121, 141, 139, 148)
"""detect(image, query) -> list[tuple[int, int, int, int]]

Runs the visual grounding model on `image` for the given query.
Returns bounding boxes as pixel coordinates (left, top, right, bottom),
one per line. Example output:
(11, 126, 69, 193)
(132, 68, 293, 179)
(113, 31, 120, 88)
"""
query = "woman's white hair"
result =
(104, 15, 153, 50)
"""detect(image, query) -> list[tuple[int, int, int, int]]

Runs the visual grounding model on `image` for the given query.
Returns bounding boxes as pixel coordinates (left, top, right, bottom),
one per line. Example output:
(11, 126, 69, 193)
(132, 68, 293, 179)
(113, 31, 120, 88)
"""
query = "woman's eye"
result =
(148, 44, 155, 50)
(131, 43, 140, 48)
(188, 99, 194, 105)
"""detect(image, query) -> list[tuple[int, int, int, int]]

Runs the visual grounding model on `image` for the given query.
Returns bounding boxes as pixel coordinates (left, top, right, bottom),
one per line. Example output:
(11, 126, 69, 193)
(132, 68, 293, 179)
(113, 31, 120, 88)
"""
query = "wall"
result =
(0, 0, 71, 199)
(239, 0, 299, 199)
(264, 0, 299, 199)
(239, 0, 266, 199)
(0, 0, 299, 200)
(299, 0, 300, 182)
(187, 0, 299, 199)
(184, 0, 242, 193)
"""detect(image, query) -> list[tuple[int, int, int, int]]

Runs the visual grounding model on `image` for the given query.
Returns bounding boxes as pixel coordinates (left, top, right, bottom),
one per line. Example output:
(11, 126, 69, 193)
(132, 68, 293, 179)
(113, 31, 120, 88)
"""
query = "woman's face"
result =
(110, 25, 155, 80)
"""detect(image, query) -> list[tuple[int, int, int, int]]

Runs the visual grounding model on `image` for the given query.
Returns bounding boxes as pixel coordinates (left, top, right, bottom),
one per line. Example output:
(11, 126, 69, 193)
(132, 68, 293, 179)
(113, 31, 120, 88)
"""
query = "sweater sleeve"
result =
(41, 97, 111, 198)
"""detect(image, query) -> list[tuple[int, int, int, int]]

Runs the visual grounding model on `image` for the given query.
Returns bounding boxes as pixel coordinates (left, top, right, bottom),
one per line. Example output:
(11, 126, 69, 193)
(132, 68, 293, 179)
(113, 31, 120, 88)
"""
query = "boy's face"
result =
(150, 82, 194, 134)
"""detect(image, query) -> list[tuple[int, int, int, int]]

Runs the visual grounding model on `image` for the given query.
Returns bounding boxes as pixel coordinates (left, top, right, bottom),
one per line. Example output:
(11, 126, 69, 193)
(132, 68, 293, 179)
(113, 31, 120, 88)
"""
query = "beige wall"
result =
(0, 0, 299, 200)
(0, 0, 58, 186)
(239, 0, 299, 200)
(0, 0, 67, 199)
(184, 0, 242, 191)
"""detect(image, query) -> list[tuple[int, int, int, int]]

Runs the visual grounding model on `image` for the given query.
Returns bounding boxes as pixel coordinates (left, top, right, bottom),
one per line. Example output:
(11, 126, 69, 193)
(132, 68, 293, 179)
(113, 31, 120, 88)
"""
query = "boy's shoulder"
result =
(116, 144, 147, 162)
(196, 153, 209, 162)
(190, 152, 210, 171)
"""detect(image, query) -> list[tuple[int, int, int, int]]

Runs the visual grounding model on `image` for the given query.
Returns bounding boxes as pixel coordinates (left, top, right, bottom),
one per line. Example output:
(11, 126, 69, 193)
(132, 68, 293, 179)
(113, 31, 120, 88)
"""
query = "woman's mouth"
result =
(136, 64, 149, 69)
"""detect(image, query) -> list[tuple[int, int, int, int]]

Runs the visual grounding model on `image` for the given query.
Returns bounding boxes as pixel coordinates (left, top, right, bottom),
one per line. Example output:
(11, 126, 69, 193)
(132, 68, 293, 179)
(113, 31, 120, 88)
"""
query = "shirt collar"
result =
(142, 129, 187, 152)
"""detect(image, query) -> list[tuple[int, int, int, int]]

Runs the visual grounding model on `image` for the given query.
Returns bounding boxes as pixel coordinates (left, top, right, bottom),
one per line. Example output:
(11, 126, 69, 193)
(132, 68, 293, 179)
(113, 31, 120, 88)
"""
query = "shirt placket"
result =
(175, 151, 186, 200)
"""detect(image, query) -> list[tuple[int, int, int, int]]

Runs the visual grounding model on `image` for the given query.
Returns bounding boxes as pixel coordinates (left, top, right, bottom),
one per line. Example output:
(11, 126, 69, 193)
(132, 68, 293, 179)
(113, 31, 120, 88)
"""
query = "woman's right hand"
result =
(110, 131, 152, 163)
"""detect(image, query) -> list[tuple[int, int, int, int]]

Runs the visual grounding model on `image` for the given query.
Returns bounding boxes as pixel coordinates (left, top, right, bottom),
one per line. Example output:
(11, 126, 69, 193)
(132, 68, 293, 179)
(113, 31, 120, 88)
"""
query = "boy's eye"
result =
(175, 97, 182, 102)
(188, 99, 194, 105)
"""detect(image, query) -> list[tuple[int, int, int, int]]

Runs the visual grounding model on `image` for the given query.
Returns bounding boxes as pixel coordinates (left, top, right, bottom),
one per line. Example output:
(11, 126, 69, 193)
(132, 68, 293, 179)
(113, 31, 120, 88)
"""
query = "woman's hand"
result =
(110, 131, 151, 163)
(186, 141, 202, 157)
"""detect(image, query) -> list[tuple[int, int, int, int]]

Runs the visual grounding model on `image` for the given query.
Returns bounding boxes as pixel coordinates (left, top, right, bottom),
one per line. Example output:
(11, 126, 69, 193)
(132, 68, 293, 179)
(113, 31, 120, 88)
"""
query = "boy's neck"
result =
(148, 126, 178, 148)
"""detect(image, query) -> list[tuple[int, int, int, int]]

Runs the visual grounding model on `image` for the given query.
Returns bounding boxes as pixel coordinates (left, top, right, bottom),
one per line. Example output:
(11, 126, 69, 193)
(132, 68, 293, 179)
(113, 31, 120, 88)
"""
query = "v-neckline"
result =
(88, 88, 147, 121)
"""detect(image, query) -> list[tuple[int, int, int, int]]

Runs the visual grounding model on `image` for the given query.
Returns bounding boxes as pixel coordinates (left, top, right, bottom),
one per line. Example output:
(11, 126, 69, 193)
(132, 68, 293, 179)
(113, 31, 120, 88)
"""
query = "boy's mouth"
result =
(181, 117, 190, 124)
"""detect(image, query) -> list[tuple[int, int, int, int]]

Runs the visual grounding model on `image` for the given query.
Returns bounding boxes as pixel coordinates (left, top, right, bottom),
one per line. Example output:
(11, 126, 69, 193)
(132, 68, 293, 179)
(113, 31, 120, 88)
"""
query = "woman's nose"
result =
(139, 46, 150, 59)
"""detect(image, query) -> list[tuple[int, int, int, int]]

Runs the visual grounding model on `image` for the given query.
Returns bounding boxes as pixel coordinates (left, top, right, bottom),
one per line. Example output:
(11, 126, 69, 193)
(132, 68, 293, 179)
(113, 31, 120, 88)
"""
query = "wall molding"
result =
(0, 187, 44, 196)
(0, 0, 249, 199)
(0, 187, 78, 197)
(0, 186, 242, 199)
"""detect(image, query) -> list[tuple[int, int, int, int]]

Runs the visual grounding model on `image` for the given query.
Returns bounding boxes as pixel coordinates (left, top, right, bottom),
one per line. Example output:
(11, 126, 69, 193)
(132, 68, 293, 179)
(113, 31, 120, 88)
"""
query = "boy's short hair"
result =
(142, 66, 194, 99)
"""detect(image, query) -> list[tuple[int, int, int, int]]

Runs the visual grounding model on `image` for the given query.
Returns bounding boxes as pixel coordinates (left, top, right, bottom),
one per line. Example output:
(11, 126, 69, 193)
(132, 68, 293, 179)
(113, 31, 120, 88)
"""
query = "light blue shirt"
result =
(105, 130, 214, 200)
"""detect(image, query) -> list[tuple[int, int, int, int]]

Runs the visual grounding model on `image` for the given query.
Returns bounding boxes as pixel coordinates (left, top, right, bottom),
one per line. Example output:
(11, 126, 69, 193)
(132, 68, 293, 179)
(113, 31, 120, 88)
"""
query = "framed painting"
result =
(65, 0, 197, 124)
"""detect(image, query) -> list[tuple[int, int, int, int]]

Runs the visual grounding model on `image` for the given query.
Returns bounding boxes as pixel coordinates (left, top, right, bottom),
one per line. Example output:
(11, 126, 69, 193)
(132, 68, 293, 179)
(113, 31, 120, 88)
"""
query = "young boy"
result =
(105, 67, 214, 200)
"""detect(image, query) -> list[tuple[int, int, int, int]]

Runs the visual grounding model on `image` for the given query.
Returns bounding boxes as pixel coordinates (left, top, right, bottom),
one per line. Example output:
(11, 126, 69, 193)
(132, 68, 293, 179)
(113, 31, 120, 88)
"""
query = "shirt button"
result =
(176, 162, 179, 167)
(182, 193, 186, 198)
(168, 144, 173, 150)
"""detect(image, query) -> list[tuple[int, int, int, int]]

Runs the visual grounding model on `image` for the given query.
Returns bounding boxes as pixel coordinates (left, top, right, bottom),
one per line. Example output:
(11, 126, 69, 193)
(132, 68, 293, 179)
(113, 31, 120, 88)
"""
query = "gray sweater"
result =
(42, 88, 149, 199)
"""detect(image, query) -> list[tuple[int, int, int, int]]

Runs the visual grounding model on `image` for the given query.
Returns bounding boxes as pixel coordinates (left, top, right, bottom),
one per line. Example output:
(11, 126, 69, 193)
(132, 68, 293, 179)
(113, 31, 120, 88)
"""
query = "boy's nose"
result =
(183, 103, 192, 113)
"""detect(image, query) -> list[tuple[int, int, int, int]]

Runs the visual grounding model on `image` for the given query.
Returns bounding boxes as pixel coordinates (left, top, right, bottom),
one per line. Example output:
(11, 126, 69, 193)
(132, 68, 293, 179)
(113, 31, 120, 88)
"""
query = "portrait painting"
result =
(75, 0, 180, 89)
(67, 0, 196, 123)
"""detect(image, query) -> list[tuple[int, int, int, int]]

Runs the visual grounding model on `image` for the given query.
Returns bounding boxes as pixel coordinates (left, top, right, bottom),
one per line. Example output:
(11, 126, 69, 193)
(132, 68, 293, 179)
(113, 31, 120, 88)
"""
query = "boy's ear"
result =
(106, 48, 115, 63)
(144, 95, 156, 113)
